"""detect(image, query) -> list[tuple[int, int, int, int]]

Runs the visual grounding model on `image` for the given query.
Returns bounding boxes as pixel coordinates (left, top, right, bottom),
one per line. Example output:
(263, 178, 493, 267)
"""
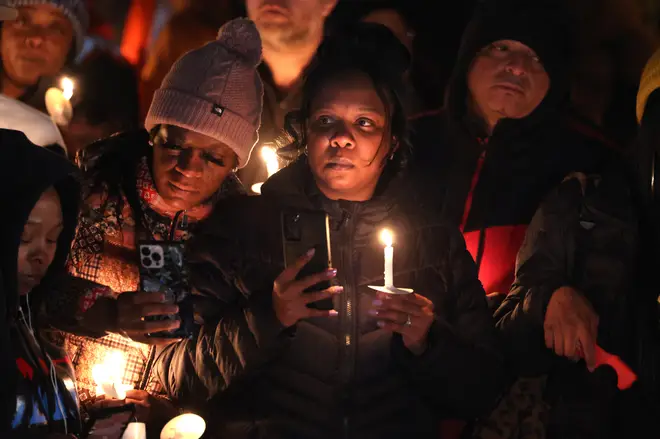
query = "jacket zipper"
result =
(338, 205, 358, 439)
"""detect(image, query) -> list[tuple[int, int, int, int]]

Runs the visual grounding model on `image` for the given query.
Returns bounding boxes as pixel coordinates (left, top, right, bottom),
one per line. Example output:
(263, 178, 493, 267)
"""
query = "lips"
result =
(325, 159, 355, 171)
(494, 82, 525, 93)
(168, 181, 198, 194)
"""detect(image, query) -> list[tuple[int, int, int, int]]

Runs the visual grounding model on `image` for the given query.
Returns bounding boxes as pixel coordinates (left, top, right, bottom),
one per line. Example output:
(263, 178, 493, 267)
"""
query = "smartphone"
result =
(138, 241, 194, 339)
(281, 209, 334, 311)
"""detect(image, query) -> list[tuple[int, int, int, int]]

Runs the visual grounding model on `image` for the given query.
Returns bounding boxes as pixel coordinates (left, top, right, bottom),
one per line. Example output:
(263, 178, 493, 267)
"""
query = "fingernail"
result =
(306, 248, 316, 257)
(368, 309, 378, 316)
(377, 321, 385, 327)
(159, 294, 166, 303)
(372, 299, 382, 307)
(327, 268, 337, 277)
(329, 310, 339, 316)
(330, 286, 344, 293)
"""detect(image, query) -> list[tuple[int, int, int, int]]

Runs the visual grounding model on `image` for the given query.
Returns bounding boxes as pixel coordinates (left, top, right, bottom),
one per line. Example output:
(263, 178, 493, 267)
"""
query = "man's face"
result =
(246, 0, 337, 51)
(467, 40, 550, 124)
(1, 5, 73, 87)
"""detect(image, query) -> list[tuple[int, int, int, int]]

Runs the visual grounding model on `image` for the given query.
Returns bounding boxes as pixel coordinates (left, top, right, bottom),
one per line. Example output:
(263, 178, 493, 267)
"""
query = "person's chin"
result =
(18, 277, 37, 295)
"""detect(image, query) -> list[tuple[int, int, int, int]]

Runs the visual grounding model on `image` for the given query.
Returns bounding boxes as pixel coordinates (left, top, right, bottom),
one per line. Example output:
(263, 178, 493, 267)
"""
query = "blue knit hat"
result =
(5, 0, 89, 55)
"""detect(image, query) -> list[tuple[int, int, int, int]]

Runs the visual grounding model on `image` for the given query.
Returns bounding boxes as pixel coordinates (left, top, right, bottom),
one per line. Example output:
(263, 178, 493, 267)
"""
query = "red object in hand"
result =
(591, 345, 637, 390)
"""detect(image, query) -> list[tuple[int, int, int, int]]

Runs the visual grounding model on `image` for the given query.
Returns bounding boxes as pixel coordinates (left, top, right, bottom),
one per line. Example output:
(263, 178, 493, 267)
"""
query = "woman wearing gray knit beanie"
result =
(44, 18, 264, 425)
(1, 0, 88, 108)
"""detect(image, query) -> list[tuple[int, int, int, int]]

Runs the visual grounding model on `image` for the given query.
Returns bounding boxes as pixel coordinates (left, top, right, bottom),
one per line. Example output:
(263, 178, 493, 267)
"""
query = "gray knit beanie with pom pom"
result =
(145, 18, 264, 168)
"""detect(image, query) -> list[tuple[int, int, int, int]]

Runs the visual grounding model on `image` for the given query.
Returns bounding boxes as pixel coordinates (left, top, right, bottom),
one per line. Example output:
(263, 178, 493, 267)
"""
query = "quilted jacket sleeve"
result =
(494, 177, 584, 376)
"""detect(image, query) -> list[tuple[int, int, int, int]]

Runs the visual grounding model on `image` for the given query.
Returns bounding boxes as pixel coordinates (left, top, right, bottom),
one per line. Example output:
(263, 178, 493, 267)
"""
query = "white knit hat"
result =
(5, 0, 89, 55)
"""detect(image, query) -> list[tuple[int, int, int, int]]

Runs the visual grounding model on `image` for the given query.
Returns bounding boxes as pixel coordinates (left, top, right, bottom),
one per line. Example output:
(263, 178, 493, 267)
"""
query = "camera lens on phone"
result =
(141, 247, 151, 256)
(142, 257, 152, 267)
(152, 252, 162, 262)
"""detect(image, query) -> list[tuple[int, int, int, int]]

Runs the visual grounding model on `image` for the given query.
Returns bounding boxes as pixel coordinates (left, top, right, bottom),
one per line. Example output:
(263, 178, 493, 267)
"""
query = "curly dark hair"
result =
(280, 22, 413, 172)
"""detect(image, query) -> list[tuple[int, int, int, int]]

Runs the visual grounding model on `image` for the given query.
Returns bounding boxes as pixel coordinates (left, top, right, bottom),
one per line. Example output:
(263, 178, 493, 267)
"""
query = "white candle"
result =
(380, 229, 394, 287)
(60, 77, 74, 100)
(261, 145, 279, 178)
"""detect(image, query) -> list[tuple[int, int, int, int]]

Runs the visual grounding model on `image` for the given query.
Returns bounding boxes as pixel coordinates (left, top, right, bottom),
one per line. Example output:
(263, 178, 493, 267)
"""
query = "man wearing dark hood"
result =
(411, 0, 619, 304)
(0, 129, 81, 437)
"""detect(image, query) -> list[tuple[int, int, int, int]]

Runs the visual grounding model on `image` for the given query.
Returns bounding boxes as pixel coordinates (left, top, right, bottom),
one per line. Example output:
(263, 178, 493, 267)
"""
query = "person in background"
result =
(45, 19, 263, 428)
(1, 0, 88, 112)
(155, 23, 503, 439)
(491, 167, 656, 438)
(140, 0, 236, 118)
(239, 0, 337, 194)
(411, 0, 618, 307)
(360, 3, 422, 115)
(0, 129, 82, 438)
(61, 49, 140, 159)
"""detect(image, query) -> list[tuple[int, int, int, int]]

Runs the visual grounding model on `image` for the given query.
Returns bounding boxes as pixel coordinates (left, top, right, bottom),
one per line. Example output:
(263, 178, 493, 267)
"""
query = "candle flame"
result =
(261, 145, 279, 177)
(380, 229, 393, 247)
(92, 350, 133, 398)
(61, 77, 74, 100)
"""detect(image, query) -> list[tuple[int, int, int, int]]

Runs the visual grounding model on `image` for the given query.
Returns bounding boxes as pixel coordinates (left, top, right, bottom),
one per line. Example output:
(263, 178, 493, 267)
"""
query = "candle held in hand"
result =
(380, 229, 394, 287)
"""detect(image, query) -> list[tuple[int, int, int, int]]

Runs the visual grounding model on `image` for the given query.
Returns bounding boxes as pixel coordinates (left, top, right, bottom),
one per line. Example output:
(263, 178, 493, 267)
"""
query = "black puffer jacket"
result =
(155, 159, 505, 439)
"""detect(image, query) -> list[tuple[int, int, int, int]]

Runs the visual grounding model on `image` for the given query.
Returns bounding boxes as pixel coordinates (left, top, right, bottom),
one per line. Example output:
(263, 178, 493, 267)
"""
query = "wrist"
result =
(404, 337, 428, 356)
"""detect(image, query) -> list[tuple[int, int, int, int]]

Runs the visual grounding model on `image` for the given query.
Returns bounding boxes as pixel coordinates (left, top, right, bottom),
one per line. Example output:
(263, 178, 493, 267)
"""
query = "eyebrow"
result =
(313, 106, 383, 114)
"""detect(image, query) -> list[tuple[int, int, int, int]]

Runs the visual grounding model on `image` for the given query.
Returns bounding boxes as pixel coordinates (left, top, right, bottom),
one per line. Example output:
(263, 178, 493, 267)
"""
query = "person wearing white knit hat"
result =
(0, 0, 88, 102)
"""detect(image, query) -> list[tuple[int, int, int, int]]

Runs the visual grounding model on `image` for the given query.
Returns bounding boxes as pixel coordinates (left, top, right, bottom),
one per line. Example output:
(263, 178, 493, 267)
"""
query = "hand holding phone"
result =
(138, 242, 194, 339)
(115, 292, 180, 344)
(273, 249, 342, 328)
(281, 209, 335, 311)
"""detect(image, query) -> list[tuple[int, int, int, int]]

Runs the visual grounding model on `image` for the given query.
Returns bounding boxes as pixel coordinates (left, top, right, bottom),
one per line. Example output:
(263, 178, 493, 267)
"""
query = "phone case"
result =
(138, 242, 193, 339)
(281, 209, 334, 310)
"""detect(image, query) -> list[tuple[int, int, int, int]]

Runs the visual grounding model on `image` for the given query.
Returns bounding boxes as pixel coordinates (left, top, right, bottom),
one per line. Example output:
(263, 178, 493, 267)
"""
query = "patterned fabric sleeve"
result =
(44, 274, 113, 338)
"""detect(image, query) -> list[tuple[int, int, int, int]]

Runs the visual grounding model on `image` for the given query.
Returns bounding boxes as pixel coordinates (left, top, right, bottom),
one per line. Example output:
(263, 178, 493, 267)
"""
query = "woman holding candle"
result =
(155, 23, 504, 439)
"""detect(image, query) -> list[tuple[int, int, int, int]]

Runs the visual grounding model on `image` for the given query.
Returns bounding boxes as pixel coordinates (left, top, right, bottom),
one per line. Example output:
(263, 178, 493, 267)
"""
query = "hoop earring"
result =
(304, 145, 308, 156)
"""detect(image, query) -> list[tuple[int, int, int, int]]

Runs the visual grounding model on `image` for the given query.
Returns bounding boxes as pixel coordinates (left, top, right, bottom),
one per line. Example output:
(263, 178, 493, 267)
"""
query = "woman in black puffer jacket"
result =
(155, 23, 505, 439)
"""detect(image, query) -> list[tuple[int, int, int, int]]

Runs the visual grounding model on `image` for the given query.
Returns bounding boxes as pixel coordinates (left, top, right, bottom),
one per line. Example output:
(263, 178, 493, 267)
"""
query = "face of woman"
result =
(17, 187, 63, 295)
(151, 125, 238, 211)
(306, 71, 393, 201)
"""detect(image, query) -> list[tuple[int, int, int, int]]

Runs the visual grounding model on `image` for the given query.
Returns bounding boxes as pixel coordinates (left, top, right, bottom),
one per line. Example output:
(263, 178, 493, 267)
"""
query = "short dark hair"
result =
(282, 22, 412, 171)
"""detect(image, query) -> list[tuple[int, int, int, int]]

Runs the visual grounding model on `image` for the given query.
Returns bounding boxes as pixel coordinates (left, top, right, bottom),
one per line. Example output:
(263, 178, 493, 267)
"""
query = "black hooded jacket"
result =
(0, 129, 82, 437)
(410, 0, 619, 297)
(154, 158, 504, 439)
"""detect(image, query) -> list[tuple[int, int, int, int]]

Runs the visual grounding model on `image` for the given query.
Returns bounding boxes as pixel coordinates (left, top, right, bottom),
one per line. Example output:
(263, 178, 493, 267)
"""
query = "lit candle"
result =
(92, 350, 133, 400)
(380, 229, 394, 288)
(261, 145, 279, 178)
(161, 414, 206, 439)
(45, 76, 75, 126)
(60, 77, 74, 100)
